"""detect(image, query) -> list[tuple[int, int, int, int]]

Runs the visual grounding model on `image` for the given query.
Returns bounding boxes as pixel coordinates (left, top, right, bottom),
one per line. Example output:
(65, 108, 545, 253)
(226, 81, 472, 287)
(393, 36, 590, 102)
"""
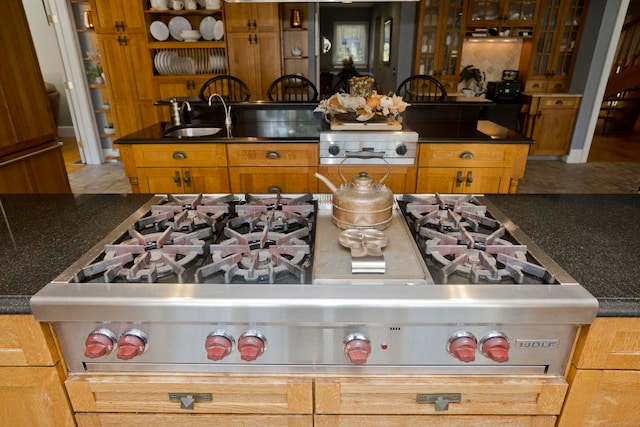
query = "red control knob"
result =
(205, 331, 235, 361)
(448, 335, 477, 363)
(343, 334, 371, 365)
(116, 330, 147, 360)
(237, 331, 266, 362)
(84, 329, 117, 359)
(481, 333, 510, 363)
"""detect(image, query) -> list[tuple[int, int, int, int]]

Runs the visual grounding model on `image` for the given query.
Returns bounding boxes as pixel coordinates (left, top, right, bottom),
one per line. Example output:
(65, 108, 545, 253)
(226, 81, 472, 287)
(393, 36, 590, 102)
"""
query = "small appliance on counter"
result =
(482, 69, 524, 130)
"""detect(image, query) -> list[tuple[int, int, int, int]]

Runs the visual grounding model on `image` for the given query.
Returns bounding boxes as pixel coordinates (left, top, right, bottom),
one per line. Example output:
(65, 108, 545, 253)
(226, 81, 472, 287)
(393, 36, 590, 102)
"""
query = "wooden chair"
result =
(267, 75, 319, 102)
(396, 75, 447, 102)
(198, 75, 251, 102)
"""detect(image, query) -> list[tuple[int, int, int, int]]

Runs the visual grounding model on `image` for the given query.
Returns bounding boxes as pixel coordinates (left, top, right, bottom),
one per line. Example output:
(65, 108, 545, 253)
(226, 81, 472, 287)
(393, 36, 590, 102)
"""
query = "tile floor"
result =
(62, 132, 640, 195)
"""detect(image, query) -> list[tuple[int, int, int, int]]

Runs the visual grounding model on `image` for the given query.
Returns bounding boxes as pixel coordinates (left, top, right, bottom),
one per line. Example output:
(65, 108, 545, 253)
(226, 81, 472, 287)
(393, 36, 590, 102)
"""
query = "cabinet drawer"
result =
(536, 96, 580, 110)
(0, 315, 58, 366)
(228, 166, 318, 193)
(418, 144, 517, 168)
(77, 413, 313, 426)
(315, 415, 556, 426)
(573, 318, 640, 370)
(227, 144, 318, 167)
(66, 374, 313, 414)
(132, 144, 227, 167)
(315, 376, 567, 415)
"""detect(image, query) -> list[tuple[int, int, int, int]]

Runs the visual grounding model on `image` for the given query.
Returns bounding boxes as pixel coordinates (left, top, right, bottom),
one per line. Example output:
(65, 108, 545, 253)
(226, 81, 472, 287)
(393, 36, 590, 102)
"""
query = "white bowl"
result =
(180, 30, 201, 42)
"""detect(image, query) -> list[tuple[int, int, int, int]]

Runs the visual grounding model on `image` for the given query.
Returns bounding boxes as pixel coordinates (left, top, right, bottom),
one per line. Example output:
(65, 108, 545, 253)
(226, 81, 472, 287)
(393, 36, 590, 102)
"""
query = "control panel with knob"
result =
(84, 328, 117, 359)
(237, 330, 266, 361)
(395, 144, 408, 156)
(447, 331, 477, 363)
(116, 329, 148, 360)
(343, 333, 371, 365)
(480, 332, 510, 363)
(328, 144, 340, 156)
(205, 330, 235, 361)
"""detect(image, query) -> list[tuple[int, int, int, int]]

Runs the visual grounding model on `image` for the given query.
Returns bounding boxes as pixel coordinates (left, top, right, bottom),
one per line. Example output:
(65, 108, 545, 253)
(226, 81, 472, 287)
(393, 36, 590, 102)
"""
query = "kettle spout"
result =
(314, 172, 338, 193)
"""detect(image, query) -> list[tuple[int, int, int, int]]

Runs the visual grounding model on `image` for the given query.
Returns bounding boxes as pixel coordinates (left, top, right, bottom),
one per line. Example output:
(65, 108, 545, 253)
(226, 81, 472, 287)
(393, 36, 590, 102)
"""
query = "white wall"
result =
(22, 0, 73, 134)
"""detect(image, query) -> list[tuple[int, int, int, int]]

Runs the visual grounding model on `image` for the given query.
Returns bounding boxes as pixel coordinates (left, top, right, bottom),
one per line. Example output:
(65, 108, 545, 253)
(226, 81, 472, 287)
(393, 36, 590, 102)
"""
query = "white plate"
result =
(200, 16, 216, 41)
(213, 20, 224, 41)
(150, 21, 169, 41)
(168, 16, 191, 41)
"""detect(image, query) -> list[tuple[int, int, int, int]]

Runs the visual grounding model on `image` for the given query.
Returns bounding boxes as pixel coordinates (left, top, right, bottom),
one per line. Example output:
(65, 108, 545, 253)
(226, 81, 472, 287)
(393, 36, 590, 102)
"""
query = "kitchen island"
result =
(1, 193, 638, 426)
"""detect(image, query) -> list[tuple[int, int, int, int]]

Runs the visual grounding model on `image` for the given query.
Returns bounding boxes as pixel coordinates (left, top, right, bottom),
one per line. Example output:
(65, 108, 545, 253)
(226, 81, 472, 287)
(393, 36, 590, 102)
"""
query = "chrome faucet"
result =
(169, 99, 192, 127)
(208, 93, 233, 129)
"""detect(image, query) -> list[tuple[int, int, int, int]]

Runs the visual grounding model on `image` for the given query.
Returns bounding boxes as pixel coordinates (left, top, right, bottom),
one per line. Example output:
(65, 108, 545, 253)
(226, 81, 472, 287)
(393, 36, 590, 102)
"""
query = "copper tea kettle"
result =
(315, 152, 393, 230)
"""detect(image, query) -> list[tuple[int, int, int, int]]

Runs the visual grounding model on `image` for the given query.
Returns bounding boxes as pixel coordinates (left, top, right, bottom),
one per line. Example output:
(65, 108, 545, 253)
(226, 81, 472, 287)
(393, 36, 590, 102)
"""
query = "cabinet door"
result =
(414, 0, 465, 91)
(558, 368, 640, 426)
(317, 165, 417, 194)
(225, 4, 280, 33)
(0, 365, 75, 426)
(417, 167, 510, 193)
(91, 0, 146, 34)
(227, 33, 260, 99)
(315, 415, 556, 426)
(528, 107, 578, 155)
(315, 376, 567, 415)
(136, 167, 230, 193)
(228, 167, 318, 193)
(0, 316, 58, 367)
(77, 413, 313, 426)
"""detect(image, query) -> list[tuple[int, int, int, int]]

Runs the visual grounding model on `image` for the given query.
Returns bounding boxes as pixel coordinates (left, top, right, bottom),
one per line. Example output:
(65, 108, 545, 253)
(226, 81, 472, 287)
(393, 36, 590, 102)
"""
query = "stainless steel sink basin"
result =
(163, 127, 222, 138)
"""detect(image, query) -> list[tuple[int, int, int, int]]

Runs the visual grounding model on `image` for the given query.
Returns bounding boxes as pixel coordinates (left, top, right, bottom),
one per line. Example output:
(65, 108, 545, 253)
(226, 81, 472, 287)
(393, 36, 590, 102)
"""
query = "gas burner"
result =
(74, 227, 210, 283)
(423, 227, 555, 284)
(196, 226, 311, 284)
(231, 193, 315, 232)
(404, 193, 497, 232)
(136, 194, 233, 232)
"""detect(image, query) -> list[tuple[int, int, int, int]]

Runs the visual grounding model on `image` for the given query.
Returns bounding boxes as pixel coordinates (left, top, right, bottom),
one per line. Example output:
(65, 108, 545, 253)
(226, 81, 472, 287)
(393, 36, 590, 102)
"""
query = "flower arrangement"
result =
(315, 91, 409, 122)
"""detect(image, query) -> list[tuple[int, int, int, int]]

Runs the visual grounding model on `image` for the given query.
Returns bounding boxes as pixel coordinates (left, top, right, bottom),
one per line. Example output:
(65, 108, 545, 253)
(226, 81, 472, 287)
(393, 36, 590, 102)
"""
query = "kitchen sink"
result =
(163, 127, 222, 138)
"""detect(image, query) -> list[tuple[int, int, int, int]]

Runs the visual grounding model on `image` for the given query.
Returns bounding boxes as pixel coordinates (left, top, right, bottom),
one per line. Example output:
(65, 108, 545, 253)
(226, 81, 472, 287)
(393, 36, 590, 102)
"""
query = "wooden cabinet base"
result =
(76, 413, 313, 426)
(315, 415, 556, 427)
(0, 142, 71, 193)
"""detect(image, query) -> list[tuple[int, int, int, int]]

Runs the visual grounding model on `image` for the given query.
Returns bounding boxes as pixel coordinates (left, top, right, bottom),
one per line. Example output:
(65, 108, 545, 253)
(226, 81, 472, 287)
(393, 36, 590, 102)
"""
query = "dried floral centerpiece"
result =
(315, 91, 410, 122)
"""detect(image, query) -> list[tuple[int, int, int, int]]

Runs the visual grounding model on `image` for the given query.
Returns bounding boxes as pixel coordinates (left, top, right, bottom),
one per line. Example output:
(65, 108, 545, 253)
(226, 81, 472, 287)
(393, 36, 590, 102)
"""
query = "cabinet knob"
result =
(459, 151, 474, 159)
(252, 19, 257, 31)
(466, 171, 473, 186)
(246, 19, 251, 31)
(172, 151, 187, 160)
(456, 171, 464, 186)
(183, 170, 191, 186)
(266, 151, 280, 159)
(173, 171, 181, 186)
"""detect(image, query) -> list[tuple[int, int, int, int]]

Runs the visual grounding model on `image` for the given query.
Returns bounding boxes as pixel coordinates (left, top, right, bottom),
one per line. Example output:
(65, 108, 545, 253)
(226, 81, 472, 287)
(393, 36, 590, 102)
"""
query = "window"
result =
(333, 22, 369, 67)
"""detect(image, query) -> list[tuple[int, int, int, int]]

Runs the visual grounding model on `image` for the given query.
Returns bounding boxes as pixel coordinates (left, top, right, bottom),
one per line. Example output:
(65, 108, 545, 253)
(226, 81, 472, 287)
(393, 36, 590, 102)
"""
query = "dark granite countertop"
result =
(0, 194, 637, 317)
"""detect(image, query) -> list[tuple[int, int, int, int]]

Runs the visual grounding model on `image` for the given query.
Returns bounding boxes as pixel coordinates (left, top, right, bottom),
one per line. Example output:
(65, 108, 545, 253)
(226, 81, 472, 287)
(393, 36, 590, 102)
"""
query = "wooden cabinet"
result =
(524, 0, 587, 93)
(0, 315, 74, 426)
(225, 3, 282, 99)
(93, 0, 158, 140)
(558, 318, 640, 426)
(413, 0, 466, 92)
(314, 375, 565, 425)
(523, 94, 581, 155)
(317, 165, 417, 194)
(227, 143, 318, 193)
(119, 143, 229, 193)
(467, 0, 538, 28)
(416, 143, 529, 193)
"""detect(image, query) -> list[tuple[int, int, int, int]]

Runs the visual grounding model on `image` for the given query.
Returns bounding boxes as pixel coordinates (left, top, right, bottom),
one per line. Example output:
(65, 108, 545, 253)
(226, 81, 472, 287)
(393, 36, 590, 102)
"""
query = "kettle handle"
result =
(339, 150, 390, 185)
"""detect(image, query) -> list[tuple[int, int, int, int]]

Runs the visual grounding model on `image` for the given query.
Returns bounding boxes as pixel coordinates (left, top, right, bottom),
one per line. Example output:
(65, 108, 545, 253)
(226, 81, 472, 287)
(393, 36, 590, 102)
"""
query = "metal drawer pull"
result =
(459, 151, 474, 159)
(456, 171, 464, 186)
(172, 151, 187, 160)
(268, 185, 282, 193)
(183, 171, 191, 186)
(555, 100, 564, 105)
(466, 171, 473, 186)
(266, 151, 281, 159)
(173, 171, 181, 186)
(169, 393, 212, 410)
(416, 393, 462, 411)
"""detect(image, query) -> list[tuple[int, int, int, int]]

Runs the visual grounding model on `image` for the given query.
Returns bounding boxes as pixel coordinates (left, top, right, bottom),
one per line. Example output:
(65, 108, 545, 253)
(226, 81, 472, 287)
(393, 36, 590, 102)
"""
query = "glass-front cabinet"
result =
(413, 0, 465, 92)
(525, 0, 587, 92)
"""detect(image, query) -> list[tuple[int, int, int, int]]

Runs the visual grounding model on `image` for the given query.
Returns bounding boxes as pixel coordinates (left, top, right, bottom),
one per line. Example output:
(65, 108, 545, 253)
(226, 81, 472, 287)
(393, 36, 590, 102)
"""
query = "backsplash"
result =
(458, 39, 523, 92)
